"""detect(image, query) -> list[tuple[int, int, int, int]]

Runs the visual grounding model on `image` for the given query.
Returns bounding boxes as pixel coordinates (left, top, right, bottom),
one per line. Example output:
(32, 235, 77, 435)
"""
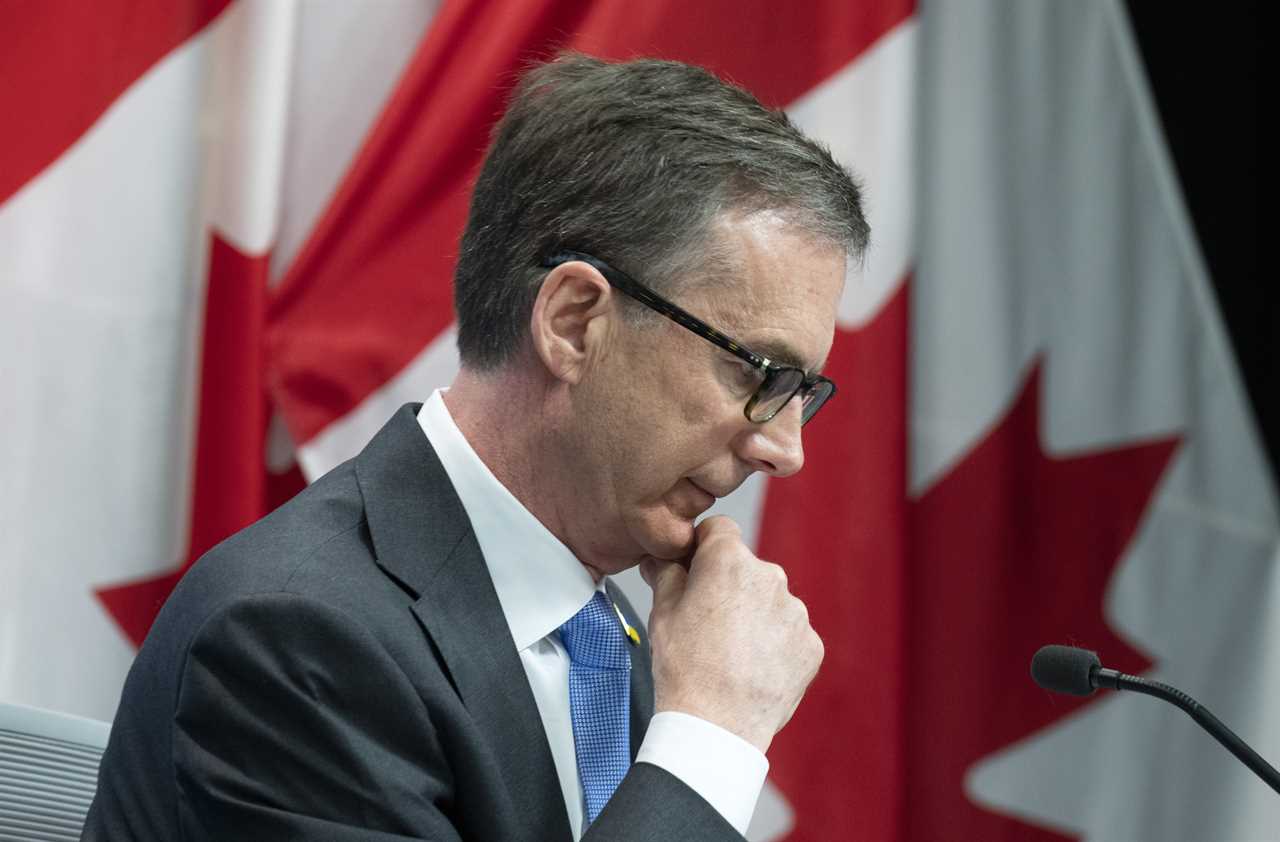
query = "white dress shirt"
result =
(416, 390, 767, 838)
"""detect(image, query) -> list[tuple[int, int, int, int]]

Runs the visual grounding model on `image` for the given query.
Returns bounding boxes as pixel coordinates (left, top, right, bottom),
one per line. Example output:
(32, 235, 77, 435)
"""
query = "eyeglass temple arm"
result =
(541, 250, 772, 370)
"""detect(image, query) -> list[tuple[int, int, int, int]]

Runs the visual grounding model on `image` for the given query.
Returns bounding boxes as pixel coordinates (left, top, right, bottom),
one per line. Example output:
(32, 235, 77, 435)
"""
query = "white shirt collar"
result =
(416, 390, 598, 651)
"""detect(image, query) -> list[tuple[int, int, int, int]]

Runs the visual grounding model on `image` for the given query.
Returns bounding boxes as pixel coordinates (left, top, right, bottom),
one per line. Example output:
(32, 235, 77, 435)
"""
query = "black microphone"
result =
(1031, 644, 1280, 794)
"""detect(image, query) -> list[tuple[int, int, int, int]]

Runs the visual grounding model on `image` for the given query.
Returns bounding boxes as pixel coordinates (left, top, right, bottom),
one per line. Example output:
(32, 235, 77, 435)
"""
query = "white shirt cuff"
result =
(635, 711, 769, 834)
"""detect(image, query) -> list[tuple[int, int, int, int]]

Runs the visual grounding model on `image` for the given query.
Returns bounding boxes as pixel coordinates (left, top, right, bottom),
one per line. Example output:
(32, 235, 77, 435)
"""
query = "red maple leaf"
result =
(759, 295, 1180, 841)
(95, 232, 304, 647)
(903, 359, 1179, 840)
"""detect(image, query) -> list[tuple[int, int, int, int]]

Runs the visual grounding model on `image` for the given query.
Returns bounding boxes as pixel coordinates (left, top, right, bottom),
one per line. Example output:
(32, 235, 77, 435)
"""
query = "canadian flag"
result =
(1, 2, 1274, 840)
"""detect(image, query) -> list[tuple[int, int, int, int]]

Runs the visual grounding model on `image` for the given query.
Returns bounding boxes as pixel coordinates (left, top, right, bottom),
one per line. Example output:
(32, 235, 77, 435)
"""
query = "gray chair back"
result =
(0, 701, 111, 842)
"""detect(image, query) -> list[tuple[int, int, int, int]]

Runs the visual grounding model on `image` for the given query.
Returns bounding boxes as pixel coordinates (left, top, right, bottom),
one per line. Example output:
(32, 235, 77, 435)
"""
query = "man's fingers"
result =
(689, 516, 744, 570)
(641, 558, 687, 611)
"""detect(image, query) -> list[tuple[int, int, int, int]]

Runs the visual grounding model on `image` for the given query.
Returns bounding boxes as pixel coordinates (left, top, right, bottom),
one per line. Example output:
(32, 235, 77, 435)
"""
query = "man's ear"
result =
(529, 262, 615, 384)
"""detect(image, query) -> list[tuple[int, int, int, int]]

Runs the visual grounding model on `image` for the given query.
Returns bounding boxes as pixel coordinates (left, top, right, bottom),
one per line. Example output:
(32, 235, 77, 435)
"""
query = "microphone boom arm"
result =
(1092, 666, 1280, 794)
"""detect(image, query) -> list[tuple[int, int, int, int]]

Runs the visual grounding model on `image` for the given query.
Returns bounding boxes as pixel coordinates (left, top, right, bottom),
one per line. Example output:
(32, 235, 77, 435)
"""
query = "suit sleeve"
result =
(586, 763, 746, 841)
(172, 592, 463, 841)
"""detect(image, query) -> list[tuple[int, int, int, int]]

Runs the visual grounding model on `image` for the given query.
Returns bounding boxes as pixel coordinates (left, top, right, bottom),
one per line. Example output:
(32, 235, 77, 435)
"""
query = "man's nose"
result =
(736, 396, 805, 477)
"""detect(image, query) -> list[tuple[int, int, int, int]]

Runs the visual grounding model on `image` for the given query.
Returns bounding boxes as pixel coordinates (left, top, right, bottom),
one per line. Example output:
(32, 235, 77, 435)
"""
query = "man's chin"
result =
(638, 514, 698, 562)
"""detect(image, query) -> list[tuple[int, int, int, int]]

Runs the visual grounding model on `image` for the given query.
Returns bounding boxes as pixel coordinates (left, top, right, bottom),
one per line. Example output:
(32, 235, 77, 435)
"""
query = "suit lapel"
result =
(355, 405, 572, 842)
(411, 540, 573, 841)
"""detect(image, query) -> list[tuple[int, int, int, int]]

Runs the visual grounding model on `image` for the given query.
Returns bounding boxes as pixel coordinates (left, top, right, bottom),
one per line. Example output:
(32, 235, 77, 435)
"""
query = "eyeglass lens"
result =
(747, 372, 834, 424)
(800, 380, 834, 423)
(748, 369, 802, 422)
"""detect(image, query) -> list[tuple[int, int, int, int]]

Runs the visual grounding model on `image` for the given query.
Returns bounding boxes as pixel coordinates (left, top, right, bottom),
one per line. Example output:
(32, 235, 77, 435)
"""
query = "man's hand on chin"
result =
(640, 515, 824, 754)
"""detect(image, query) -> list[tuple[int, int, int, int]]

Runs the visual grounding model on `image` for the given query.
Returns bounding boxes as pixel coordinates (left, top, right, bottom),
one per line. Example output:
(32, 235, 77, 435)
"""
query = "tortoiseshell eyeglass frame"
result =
(540, 250, 837, 425)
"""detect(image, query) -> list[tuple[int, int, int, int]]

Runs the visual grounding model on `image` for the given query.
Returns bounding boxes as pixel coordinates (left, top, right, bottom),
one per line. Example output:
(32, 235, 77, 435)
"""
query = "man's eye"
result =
(723, 359, 762, 395)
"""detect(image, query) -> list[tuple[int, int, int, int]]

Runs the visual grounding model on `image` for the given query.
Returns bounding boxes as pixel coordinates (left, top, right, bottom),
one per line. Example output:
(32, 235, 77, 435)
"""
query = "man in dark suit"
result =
(85, 53, 867, 841)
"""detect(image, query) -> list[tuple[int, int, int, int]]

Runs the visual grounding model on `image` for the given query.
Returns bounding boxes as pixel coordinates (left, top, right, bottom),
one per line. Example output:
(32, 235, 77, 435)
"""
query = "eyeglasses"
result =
(540, 250, 837, 425)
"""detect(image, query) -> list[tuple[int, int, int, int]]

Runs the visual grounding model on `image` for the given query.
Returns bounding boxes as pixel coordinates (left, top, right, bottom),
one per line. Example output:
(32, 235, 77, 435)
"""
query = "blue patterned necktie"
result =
(558, 590, 632, 825)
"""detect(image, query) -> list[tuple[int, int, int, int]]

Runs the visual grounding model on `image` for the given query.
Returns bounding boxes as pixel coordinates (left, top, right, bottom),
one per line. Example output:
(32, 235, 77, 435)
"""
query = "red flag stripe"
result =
(569, 0, 913, 109)
(0, 0, 231, 207)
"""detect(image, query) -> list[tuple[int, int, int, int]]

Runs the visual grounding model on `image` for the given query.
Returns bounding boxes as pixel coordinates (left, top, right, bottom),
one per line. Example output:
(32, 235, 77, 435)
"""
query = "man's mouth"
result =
(685, 478, 717, 509)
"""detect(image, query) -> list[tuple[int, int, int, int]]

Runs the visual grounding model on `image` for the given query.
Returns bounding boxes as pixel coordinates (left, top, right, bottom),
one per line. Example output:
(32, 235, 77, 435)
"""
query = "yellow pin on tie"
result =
(612, 600, 641, 646)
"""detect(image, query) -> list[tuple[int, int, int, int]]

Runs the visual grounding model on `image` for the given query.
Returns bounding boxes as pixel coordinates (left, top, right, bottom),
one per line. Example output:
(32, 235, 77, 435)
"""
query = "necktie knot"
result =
(558, 591, 630, 671)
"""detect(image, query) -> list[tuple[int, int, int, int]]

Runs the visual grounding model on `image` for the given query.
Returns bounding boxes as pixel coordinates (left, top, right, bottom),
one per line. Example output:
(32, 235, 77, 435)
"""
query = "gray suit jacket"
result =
(84, 404, 742, 841)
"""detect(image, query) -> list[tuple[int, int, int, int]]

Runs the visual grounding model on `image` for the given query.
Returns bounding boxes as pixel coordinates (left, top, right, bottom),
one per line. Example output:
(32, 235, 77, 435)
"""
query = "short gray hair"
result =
(454, 53, 868, 369)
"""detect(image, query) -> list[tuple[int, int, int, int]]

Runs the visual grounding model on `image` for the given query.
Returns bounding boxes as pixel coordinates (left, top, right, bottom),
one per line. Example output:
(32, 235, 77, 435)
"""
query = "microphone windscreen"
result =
(1031, 645, 1100, 696)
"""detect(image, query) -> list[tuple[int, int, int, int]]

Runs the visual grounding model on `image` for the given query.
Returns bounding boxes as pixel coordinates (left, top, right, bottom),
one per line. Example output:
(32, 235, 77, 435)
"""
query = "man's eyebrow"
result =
(748, 340, 823, 375)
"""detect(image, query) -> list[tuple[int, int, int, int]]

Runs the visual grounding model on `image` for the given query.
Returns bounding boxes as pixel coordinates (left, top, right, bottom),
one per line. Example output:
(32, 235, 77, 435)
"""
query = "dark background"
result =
(1125, 2, 1272, 479)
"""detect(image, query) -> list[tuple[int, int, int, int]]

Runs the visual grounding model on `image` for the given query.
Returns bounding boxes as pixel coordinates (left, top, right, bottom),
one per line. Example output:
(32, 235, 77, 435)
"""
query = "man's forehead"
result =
(693, 281, 837, 375)
(693, 216, 844, 373)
